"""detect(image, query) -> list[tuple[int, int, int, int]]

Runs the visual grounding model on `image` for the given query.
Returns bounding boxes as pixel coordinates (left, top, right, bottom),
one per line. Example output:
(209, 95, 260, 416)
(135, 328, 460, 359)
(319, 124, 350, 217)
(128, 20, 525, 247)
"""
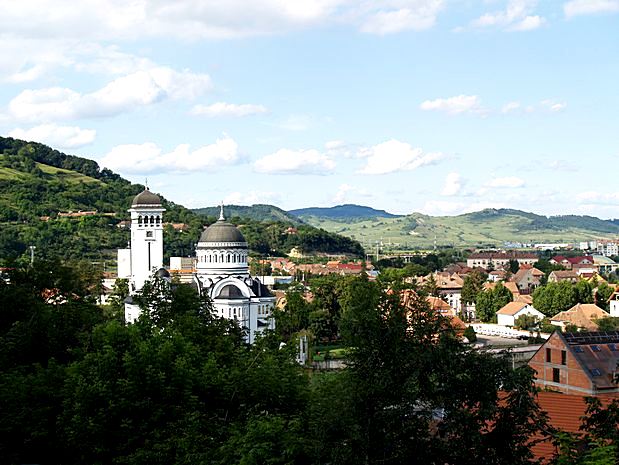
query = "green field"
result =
(300, 210, 619, 250)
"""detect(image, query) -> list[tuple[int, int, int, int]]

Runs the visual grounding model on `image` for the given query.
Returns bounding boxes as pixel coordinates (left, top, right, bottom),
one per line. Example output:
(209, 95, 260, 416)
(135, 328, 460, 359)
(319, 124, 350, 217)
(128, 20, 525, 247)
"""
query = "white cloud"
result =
(223, 190, 281, 205)
(509, 15, 545, 31)
(540, 99, 567, 112)
(7, 124, 96, 149)
(356, 139, 445, 175)
(420, 95, 482, 115)
(359, 1, 445, 34)
(576, 191, 619, 205)
(485, 176, 525, 188)
(273, 114, 313, 131)
(7, 67, 211, 122)
(471, 0, 545, 31)
(191, 102, 268, 117)
(332, 183, 371, 203)
(100, 136, 241, 174)
(564, 0, 619, 18)
(0, 0, 444, 42)
(441, 172, 464, 196)
(501, 101, 521, 113)
(254, 148, 336, 174)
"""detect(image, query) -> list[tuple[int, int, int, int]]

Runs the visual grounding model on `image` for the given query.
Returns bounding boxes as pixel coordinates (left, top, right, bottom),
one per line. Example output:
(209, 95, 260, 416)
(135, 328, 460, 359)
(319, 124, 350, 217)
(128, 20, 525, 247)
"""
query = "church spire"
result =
(219, 202, 225, 221)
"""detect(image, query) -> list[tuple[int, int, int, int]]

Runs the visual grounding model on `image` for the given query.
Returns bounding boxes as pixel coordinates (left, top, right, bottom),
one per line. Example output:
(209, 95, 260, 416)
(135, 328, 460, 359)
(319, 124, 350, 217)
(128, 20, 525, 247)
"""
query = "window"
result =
(591, 345, 601, 352)
(561, 350, 566, 365)
(590, 368, 602, 377)
(546, 348, 552, 363)
(609, 344, 618, 352)
(553, 368, 560, 383)
(574, 346, 584, 353)
(146, 231, 153, 238)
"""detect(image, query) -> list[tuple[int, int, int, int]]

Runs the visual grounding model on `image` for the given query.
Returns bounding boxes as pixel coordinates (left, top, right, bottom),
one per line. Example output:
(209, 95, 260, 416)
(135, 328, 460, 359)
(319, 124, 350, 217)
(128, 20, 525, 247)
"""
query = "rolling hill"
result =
(296, 208, 619, 250)
(290, 204, 400, 220)
(193, 204, 303, 225)
(0, 137, 363, 263)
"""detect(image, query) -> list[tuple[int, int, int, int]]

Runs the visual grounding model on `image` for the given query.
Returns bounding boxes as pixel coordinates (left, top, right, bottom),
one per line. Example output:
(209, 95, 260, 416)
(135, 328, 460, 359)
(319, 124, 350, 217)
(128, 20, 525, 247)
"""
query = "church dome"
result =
(216, 284, 245, 299)
(199, 220, 246, 244)
(132, 188, 161, 207)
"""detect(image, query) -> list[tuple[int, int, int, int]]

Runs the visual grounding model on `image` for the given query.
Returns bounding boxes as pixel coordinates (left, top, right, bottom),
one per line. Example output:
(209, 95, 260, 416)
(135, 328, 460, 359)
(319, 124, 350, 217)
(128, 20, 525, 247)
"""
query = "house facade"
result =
(528, 331, 619, 397)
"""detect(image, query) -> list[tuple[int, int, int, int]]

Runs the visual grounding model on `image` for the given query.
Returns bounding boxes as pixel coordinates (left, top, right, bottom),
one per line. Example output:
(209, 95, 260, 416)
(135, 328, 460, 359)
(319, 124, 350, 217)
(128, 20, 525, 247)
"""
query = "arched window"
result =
(149, 216, 154, 225)
(227, 254, 231, 263)
(138, 216, 142, 225)
(156, 215, 160, 224)
(214, 255, 218, 263)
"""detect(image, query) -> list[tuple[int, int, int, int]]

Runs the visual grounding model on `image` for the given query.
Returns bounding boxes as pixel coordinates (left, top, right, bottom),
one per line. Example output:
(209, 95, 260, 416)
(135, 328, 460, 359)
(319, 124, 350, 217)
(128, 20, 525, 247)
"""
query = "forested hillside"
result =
(0, 137, 363, 263)
(193, 204, 302, 224)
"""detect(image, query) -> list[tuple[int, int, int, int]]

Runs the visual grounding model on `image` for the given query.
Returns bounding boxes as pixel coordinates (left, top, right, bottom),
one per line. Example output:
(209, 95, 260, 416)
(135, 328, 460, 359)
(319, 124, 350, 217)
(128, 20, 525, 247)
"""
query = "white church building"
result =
(119, 188, 275, 343)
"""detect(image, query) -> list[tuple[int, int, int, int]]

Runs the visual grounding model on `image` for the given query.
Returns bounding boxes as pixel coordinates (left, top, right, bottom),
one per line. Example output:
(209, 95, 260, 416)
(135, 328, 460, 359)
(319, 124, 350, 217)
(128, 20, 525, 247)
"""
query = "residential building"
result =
(528, 330, 619, 397)
(550, 303, 611, 331)
(496, 301, 544, 327)
(596, 239, 619, 257)
(547, 270, 579, 283)
(510, 265, 544, 293)
(609, 290, 619, 317)
(466, 251, 538, 270)
(530, 391, 618, 462)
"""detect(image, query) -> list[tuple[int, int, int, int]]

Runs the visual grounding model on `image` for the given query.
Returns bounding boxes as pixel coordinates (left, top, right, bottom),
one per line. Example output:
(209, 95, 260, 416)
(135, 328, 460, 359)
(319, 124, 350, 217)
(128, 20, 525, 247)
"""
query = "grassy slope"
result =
(299, 210, 619, 250)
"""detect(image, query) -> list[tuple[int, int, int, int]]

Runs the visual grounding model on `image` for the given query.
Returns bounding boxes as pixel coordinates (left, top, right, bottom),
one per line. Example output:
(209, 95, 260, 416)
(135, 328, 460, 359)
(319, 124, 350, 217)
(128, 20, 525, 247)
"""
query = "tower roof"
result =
(131, 188, 162, 207)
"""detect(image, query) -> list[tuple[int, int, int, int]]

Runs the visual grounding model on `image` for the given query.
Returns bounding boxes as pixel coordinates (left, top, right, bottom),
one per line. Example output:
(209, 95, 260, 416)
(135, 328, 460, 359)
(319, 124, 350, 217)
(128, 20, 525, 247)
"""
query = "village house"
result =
(547, 270, 579, 283)
(608, 290, 619, 317)
(550, 303, 611, 332)
(510, 265, 544, 293)
(466, 251, 538, 270)
(496, 301, 544, 327)
(528, 330, 619, 397)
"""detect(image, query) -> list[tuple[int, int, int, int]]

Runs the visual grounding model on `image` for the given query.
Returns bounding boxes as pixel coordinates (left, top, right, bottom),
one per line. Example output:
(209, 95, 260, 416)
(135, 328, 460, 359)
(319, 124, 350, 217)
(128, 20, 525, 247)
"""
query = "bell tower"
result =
(128, 188, 165, 291)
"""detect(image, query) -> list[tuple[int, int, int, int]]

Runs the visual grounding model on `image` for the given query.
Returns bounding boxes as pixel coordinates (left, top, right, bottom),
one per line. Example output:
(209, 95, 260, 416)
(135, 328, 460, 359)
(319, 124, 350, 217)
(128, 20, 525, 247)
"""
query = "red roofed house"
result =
(496, 301, 544, 327)
(510, 266, 544, 293)
(528, 330, 619, 397)
(530, 391, 618, 462)
(550, 303, 611, 331)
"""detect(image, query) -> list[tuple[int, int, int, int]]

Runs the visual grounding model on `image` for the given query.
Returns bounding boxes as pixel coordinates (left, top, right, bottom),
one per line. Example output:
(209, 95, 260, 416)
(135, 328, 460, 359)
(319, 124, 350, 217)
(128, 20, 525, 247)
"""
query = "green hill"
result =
(0, 137, 363, 263)
(193, 204, 303, 225)
(290, 204, 400, 220)
(299, 208, 619, 251)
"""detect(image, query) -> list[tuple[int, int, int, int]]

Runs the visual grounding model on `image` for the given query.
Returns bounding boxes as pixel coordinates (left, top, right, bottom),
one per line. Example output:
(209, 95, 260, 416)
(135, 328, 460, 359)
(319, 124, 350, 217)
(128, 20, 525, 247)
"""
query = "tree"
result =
(322, 274, 548, 465)
(533, 281, 578, 317)
(595, 282, 614, 310)
(461, 269, 487, 305)
(514, 313, 540, 331)
(475, 283, 513, 323)
(463, 325, 477, 342)
(509, 259, 520, 274)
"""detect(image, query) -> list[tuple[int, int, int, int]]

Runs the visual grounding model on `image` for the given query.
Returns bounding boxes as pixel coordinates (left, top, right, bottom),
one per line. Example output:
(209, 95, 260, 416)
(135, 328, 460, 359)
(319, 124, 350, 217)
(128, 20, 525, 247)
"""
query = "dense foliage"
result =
(476, 283, 514, 323)
(0, 137, 363, 264)
(2, 262, 617, 464)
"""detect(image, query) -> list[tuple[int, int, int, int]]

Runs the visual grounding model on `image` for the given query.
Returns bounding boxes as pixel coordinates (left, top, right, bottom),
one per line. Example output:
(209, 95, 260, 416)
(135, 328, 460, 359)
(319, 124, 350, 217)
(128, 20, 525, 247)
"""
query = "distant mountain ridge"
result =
(192, 204, 303, 225)
(290, 204, 401, 220)
(294, 207, 619, 249)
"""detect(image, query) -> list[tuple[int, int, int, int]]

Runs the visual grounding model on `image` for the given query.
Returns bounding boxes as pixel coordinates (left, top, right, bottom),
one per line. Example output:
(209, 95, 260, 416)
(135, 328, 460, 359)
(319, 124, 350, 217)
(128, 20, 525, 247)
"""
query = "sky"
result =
(0, 0, 618, 217)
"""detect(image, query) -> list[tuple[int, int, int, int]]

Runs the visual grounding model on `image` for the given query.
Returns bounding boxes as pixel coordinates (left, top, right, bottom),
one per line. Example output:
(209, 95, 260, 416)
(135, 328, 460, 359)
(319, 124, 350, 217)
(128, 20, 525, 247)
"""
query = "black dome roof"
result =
(216, 284, 245, 299)
(199, 220, 246, 244)
(155, 268, 170, 279)
(132, 188, 161, 207)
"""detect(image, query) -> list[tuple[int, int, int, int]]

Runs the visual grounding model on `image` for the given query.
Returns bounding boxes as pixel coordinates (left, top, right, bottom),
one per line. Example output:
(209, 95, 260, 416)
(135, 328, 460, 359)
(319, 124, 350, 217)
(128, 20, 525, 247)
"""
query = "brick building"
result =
(528, 331, 619, 397)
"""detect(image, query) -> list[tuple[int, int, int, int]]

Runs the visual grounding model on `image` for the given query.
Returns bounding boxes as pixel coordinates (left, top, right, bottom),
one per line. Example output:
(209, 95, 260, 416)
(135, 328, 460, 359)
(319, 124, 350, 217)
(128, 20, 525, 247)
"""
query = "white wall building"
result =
(193, 206, 275, 344)
(119, 195, 275, 344)
(496, 302, 544, 327)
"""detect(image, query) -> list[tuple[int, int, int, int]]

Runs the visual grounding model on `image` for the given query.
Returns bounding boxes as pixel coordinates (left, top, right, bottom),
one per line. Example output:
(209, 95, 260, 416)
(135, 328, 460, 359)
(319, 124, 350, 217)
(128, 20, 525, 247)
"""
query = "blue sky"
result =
(0, 0, 618, 217)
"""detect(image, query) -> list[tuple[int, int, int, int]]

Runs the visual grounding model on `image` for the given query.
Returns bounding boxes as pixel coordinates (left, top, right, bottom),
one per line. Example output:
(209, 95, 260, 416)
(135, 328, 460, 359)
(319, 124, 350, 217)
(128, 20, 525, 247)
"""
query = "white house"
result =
(496, 301, 545, 327)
